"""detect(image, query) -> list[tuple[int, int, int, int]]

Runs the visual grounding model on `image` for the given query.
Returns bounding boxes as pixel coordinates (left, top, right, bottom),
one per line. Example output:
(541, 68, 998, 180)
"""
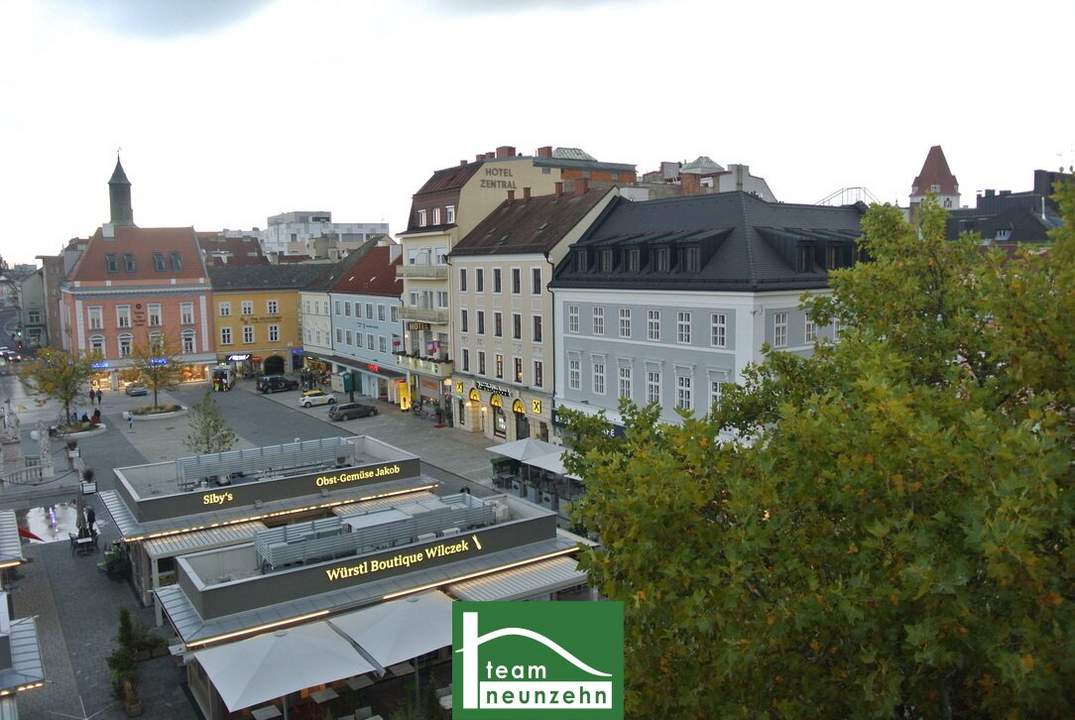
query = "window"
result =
(345, 330, 353, 345)
(826, 245, 840, 269)
(123, 253, 136, 272)
(116, 305, 131, 328)
(179, 303, 193, 325)
(304, 300, 310, 314)
(417, 209, 427, 227)
(592, 358, 606, 394)
(316, 330, 322, 345)
(626, 248, 641, 272)
(710, 313, 727, 347)
(682, 246, 701, 272)
(832, 318, 842, 342)
(512, 313, 522, 340)
(28, 310, 41, 324)
(477, 311, 485, 335)
(461, 348, 470, 372)
(436, 291, 449, 308)
(241, 300, 253, 316)
(390, 305, 399, 323)
(514, 357, 523, 383)
(599, 249, 614, 273)
(366, 303, 374, 319)
(676, 374, 692, 410)
(460, 309, 469, 333)
(105, 253, 117, 273)
(148, 330, 163, 349)
(344, 302, 351, 316)
(592, 306, 605, 335)
(805, 317, 816, 343)
(182, 331, 195, 354)
(152, 252, 165, 271)
(495, 353, 504, 379)
(654, 247, 671, 271)
(459, 269, 467, 292)
(90, 335, 104, 355)
(797, 245, 814, 273)
(336, 328, 343, 344)
(677, 312, 692, 344)
(647, 310, 661, 341)
(118, 333, 133, 357)
(219, 302, 231, 317)
(492, 312, 502, 338)
(170, 252, 183, 272)
(88, 306, 103, 330)
(710, 378, 724, 412)
(432, 207, 441, 225)
(267, 299, 278, 314)
(147, 303, 162, 327)
(446, 205, 455, 223)
(618, 365, 632, 400)
(269, 325, 279, 342)
(363, 333, 372, 350)
(568, 305, 579, 334)
(493, 268, 502, 293)
(531, 267, 541, 294)
(335, 301, 342, 315)
(619, 308, 631, 337)
(242, 325, 255, 343)
(574, 249, 588, 272)
(533, 360, 543, 388)
(476, 269, 484, 292)
(220, 327, 232, 345)
(378, 304, 386, 321)
(647, 369, 661, 404)
(568, 356, 581, 390)
(378, 336, 387, 353)
(478, 351, 486, 375)
(773, 312, 788, 348)
(511, 268, 521, 294)
(532, 315, 543, 343)
(929, 183, 940, 193)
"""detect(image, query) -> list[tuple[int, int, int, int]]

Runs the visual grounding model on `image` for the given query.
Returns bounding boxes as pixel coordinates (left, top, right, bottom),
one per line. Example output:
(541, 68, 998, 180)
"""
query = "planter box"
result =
(60, 424, 107, 439)
(130, 407, 188, 421)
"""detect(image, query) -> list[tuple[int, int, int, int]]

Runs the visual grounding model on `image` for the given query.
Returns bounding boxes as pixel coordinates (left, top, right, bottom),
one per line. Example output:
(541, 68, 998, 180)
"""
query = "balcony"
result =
(398, 263, 448, 280)
(394, 352, 453, 378)
(399, 306, 449, 324)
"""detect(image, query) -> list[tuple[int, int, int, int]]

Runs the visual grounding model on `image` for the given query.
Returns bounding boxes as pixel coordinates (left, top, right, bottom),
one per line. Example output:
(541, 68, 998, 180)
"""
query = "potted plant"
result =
(122, 676, 143, 717)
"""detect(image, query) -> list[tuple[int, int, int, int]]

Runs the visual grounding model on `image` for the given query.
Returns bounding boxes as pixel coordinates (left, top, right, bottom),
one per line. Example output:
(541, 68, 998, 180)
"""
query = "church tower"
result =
(108, 156, 134, 226)
(910, 145, 960, 211)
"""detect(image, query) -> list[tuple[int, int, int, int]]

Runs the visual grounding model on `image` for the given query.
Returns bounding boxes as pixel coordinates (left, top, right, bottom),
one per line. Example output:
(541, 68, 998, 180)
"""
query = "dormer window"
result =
(417, 209, 427, 227)
(826, 245, 840, 269)
(152, 252, 165, 271)
(599, 249, 614, 272)
(929, 184, 940, 193)
(626, 248, 640, 272)
(574, 248, 589, 272)
(432, 207, 441, 225)
(105, 253, 117, 273)
(797, 244, 814, 273)
(123, 253, 136, 272)
(654, 247, 671, 272)
(171, 252, 183, 272)
(682, 246, 701, 273)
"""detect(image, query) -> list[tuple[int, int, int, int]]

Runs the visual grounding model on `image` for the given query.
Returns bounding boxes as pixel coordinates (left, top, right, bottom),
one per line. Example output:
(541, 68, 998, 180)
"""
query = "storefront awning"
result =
(486, 438, 561, 463)
(329, 591, 453, 671)
(448, 556, 588, 601)
(194, 620, 377, 712)
(0, 511, 26, 567)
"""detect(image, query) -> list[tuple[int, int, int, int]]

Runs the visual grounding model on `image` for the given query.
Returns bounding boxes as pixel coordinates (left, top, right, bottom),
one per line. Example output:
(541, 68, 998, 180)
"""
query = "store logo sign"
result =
(453, 601, 623, 718)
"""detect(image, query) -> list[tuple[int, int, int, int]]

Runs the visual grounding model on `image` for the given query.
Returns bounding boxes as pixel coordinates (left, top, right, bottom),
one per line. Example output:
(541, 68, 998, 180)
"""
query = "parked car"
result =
(299, 389, 337, 408)
(124, 382, 148, 397)
(328, 402, 378, 421)
(257, 376, 299, 393)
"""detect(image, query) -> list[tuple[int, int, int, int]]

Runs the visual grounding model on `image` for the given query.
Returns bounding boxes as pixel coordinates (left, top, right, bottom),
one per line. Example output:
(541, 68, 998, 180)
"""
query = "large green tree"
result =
(130, 335, 182, 409)
(18, 347, 96, 424)
(563, 189, 1075, 719)
(184, 391, 237, 455)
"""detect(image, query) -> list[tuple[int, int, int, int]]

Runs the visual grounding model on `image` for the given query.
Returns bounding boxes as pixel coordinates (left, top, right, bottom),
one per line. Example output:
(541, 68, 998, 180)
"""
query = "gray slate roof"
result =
(550, 191, 864, 292)
(301, 241, 378, 292)
(207, 263, 333, 291)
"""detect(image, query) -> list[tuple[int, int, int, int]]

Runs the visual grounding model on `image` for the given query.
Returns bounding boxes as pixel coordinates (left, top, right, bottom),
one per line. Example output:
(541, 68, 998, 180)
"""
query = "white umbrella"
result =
(485, 438, 560, 462)
(526, 450, 581, 481)
(331, 591, 453, 670)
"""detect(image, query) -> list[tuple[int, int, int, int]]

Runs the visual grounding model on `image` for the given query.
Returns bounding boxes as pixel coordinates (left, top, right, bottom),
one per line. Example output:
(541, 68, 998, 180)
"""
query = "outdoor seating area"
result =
(487, 438, 585, 524)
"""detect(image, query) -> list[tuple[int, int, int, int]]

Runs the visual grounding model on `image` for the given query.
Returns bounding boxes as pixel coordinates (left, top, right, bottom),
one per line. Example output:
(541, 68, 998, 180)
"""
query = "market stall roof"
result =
(0, 696, 16, 720)
(486, 438, 561, 463)
(329, 591, 452, 671)
(194, 620, 376, 712)
(331, 490, 440, 518)
(525, 450, 581, 480)
(0, 511, 25, 567)
(448, 556, 588, 601)
(143, 521, 267, 560)
(0, 618, 45, 694)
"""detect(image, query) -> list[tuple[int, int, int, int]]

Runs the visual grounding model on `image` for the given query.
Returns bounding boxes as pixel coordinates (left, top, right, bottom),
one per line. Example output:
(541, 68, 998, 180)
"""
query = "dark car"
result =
(328, 402, 378, 421)
(257, 375, 299, 393)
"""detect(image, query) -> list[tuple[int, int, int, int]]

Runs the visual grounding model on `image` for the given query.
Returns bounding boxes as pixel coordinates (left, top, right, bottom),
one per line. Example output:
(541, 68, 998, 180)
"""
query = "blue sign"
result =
(149, 358, 168, 366)
(90, 361, 109, 370)
(291, 348, 304, 355)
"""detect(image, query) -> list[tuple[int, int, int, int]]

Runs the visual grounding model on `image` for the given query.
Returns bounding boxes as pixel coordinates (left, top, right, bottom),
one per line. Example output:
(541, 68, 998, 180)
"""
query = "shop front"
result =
(454, 379, 552, 443)
(334, 360, 405, 403)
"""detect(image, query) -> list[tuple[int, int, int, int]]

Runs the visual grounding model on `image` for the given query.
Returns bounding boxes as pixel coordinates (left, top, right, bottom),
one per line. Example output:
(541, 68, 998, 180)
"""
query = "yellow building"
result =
(208, 265, 328, 376)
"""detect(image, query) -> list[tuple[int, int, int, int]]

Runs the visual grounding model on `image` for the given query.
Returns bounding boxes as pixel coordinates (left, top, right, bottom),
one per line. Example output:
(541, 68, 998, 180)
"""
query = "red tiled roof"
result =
(277, 254, 313, 263)
(69, 226, 207, 282)
(912, 145, 959, 196)
(329, 246, 402, 297)
(413, 161, 483, 197)
(197, 233, 268, 266)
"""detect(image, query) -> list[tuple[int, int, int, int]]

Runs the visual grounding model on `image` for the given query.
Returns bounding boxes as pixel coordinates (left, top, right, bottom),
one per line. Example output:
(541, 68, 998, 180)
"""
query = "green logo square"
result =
(452, 600, 624, 719)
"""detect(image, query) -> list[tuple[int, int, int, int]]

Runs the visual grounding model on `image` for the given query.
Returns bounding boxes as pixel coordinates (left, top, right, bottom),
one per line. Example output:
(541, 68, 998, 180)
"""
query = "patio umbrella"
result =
(485, 438, 560, 462)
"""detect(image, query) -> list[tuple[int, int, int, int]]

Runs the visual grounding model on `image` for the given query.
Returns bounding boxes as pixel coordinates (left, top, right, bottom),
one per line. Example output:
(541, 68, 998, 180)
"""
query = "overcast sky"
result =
(1, 0, 1072, 265)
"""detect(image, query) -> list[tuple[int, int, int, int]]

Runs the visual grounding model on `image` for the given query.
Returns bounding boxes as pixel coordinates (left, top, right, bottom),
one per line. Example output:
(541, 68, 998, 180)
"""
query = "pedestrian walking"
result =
(85, 507, 96, 534)
(126, 411, 133, 431)
(96, 389, 102, 405)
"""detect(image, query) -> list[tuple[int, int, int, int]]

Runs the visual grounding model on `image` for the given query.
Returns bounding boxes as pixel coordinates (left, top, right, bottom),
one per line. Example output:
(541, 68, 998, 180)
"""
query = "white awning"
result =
(486, 438, 560, 462)
(143, 521, 267, 560)
(329, 591, 453, 670)
(448, 557, 588, 601)
(194, 622, 376, 712)
(525, 450, 580, 480)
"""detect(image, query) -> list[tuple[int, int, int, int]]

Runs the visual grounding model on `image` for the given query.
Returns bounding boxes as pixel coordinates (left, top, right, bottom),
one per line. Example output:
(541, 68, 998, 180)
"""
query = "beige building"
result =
(447, 185, 618, 442)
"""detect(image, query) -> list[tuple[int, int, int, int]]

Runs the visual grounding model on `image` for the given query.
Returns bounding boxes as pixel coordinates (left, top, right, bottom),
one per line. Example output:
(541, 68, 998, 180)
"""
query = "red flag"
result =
(18, 527, 43, 542)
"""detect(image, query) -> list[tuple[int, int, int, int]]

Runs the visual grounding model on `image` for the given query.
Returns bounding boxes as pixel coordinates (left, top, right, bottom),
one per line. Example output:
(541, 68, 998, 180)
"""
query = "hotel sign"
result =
(122, 458, 420, 523)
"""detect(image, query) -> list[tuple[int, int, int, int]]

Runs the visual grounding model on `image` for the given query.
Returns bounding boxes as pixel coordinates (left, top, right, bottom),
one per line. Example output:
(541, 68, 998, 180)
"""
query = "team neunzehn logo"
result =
(452, 601, 624, 719)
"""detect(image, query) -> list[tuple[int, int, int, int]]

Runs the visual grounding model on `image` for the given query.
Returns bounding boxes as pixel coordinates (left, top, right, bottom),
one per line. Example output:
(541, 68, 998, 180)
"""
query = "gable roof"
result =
(413, 161, 484, 197)
(912, 145, 959, 196)
(301, 240, 378, 293)
(197, 233, 268, 267)
(550, 192, 864, 292)
(69, 226, 207, 283)
(451, 188, 614, 257)
(329, 246, 402, 296)
(207, 263, 334, 292)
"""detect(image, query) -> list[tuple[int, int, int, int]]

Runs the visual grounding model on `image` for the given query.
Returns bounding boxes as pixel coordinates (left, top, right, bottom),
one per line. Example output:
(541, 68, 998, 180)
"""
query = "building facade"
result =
(59, 159, 217, 389)
(259, 210, 389, 255)
(17, 269, 47, 346)
(207, 265, 326, 376)
(449, 186, 618, 443)
(550, 191, 863, 434)
(910, 145, 960, 211)
(327, 244, 406, 402)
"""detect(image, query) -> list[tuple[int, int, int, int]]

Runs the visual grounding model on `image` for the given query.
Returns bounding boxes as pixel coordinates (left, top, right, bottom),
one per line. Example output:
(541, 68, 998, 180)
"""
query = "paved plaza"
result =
(0, 373, 503, 718)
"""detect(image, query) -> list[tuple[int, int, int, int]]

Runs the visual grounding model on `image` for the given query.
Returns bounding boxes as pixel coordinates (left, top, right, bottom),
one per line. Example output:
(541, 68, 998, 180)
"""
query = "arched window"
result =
(89, 335, 105, 355)
(182, 330, 195, 354)
(118, 333, 133, 358)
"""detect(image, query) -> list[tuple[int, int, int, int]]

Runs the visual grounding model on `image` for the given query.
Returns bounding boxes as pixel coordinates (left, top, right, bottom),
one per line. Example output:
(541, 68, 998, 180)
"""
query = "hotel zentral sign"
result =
(453, 601, 623, 719)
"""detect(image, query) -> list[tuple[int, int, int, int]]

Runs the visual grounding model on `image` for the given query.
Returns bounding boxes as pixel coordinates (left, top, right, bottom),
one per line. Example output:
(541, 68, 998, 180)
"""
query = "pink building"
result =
(59, 159, 216, 389)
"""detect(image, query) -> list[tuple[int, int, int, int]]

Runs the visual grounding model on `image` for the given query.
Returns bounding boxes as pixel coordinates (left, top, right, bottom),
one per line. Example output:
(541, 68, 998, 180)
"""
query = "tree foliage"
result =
(184, 391, 237, 455)
(563, 188, 1075, 719)
(17, 347, 96, 423)
(130, 335, 183, 409)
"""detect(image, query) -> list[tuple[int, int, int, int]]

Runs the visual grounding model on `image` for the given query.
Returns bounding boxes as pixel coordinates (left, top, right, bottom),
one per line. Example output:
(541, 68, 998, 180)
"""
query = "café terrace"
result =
(100, 436, 593, 719)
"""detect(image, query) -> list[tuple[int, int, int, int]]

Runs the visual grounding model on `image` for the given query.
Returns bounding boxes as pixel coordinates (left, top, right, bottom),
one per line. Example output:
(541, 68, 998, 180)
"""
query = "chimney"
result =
(495, 145, 516, 159)
(681, 173, 701, 196)
(555, 181, 564, 196)
(523, 187, 531, 201)
(507, 190, 515, 201)
(575, 178, 589, 195)
(460, 159, 467, 166)
(475, 153, 484, 162)
(537, 146, 553, 159)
